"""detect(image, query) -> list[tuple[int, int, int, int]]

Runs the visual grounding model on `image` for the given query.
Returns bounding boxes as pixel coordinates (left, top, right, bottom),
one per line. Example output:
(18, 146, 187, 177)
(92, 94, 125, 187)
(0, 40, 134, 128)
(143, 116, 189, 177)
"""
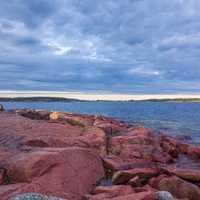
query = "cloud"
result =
(0, 0, 200, 94)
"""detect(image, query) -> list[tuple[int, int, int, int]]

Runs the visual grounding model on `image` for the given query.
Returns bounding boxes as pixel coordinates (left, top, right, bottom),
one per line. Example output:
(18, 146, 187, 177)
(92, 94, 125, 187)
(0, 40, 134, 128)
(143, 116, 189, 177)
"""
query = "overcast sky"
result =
(0, 0, 200, 94)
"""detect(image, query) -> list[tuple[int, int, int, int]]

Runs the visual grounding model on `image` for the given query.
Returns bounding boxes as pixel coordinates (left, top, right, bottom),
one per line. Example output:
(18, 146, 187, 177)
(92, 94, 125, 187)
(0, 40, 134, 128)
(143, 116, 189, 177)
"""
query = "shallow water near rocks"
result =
(1, 101, 200, 144)
(174, 154, 200, 169)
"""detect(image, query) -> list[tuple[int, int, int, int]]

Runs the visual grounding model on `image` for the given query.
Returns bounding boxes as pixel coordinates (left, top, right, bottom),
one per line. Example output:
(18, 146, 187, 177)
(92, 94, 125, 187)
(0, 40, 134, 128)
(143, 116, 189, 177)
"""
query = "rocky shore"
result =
(0, 104, 200, 200)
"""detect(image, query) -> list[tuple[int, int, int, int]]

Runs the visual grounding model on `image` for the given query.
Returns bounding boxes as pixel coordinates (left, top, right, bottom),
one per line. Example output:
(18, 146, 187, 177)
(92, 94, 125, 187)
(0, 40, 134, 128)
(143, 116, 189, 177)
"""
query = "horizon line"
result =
(1, 90, 200, 101)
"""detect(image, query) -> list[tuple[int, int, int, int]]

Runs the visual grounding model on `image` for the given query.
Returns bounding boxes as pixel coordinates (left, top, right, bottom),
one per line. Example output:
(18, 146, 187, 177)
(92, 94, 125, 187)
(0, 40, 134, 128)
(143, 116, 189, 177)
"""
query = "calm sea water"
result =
(1, 101, 200, 144)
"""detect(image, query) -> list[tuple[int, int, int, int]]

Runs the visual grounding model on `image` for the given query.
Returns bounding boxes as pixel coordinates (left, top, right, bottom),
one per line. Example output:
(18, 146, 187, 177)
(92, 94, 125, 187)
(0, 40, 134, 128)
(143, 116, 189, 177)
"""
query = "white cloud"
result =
(128, 67, 161, 77)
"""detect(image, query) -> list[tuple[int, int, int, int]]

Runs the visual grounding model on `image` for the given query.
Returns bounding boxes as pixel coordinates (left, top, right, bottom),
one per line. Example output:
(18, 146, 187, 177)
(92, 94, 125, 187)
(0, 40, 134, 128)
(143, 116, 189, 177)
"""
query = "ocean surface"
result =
(1, 101, 200, 144)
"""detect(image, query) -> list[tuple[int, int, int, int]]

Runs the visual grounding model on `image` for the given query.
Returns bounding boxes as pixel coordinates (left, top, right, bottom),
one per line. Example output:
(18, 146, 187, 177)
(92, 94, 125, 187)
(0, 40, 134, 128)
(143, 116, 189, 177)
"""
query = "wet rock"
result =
(156, 191, 175, 200)
(112, 167, 159, 185)
(9, 193, 66, 200)
(150, 175, 200, 200)
(0, 104, 4, 112)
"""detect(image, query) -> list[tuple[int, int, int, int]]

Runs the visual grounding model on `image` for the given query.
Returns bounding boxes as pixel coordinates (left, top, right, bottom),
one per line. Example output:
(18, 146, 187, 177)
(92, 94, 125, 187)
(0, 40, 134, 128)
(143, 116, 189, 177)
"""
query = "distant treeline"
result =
(0, 97, 86, 102)
(0, 97, 200, 102)
(137, 98, 200, 102)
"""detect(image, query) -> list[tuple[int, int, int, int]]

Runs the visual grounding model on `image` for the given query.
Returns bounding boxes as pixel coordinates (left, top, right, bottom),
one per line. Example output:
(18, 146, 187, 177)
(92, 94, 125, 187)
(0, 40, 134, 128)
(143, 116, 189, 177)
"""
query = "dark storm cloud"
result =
(0, 0, 200, 93)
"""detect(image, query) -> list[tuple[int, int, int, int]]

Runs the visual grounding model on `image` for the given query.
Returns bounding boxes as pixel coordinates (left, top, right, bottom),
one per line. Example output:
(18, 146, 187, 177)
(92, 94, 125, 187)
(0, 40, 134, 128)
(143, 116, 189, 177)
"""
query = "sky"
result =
(0, 0, 200, 95)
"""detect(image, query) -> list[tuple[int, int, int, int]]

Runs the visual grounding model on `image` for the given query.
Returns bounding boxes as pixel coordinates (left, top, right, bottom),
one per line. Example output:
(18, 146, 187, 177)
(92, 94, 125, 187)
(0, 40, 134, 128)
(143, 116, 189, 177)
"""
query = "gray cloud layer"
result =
(0, 0, 200, 94)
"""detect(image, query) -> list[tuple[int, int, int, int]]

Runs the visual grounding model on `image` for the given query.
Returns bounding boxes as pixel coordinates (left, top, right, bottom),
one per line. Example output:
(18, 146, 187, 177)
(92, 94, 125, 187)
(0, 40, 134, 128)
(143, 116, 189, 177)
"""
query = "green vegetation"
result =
(66, 118, 85, 128)
(138, 98, 200, 102)
(0, 97, 86, 102)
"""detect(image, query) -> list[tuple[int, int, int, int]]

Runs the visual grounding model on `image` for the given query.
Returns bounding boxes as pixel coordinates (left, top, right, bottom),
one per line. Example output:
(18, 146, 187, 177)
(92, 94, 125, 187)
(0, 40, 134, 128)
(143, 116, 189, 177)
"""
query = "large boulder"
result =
(0, 147, 105, 200)
(0, 112, 107, 150)
(110, 131, 173, 164)
(150, 175, 200, 200)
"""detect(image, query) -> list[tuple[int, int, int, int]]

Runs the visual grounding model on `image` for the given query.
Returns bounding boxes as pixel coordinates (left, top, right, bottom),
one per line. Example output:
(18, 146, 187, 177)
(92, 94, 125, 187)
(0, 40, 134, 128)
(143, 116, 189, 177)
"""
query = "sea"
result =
(1, 101, 200, 144)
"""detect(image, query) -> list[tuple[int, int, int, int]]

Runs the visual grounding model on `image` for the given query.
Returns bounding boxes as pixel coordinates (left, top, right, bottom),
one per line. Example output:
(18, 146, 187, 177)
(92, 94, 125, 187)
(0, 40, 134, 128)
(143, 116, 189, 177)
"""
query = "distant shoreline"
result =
(1, 96, 200, 102)
(1, 91, 200, 101)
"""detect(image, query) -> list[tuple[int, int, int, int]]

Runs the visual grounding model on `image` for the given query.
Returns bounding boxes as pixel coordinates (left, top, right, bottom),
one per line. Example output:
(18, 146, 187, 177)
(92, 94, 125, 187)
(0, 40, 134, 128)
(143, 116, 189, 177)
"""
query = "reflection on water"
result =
(1, 101, 200, 144)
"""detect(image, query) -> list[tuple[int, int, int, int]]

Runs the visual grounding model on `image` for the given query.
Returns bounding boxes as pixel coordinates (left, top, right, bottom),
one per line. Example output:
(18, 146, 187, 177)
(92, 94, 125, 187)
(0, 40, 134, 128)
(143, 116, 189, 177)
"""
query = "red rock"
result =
(133, 184, 157, 193)
(50, 111, 94, 127)
(127, 127, 154, 137)
(87, 186, 155, 200)
(93, 116, 128, 134)
(150, 175, 200, 200)
(165, 167, 200, 182)
(111, 135, 154, 146)
(151, 149, 173, 163)
(0, 112, 107, 151)
(14, 109, 50, 120)
(0, 147, 105, 200)
(187, 146, 200, 159)
(112, 168, 159, 185)
(103, 155, 158, 173)
(102, 156, 125, 171)
(90, 191, 156, 200)
(93, 185, 133, 196)
(111, 139, 172, 164)
(79, 126, 107, 155)
(128, 176, 143, 187)
(160, 135, 189, 157)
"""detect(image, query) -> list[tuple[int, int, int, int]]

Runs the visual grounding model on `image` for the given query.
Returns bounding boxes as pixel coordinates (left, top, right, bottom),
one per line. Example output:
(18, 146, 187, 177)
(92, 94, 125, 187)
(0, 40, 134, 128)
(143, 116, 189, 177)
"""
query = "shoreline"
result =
(1, 96, 200, 102)
(1, 104, 200, 200)
(1, 91, 200, 101)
